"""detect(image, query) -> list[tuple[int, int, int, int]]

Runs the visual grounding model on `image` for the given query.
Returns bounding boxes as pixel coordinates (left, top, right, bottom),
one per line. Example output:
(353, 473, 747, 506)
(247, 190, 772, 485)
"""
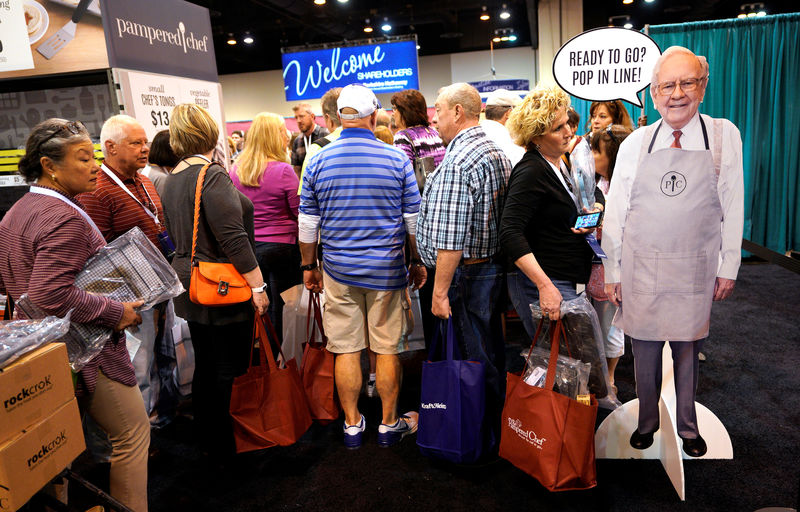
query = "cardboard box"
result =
(0, 398, 85, 511)
(0, 343, 75, 445)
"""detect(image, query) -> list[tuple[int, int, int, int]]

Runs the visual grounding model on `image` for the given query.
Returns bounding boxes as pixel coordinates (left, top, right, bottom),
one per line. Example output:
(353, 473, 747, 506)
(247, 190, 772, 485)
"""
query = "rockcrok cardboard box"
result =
(0, 343, 74, 445)
(0, 398, 85, 511)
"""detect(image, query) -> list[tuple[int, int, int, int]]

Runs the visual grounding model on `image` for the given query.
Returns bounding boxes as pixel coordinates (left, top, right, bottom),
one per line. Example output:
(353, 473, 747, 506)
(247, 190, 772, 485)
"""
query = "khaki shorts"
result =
(322, 270, 405, 355)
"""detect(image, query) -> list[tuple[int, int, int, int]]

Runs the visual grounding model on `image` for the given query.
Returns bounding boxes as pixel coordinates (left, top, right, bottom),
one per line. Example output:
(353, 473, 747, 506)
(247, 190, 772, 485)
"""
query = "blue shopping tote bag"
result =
(417, 316, 487, 463)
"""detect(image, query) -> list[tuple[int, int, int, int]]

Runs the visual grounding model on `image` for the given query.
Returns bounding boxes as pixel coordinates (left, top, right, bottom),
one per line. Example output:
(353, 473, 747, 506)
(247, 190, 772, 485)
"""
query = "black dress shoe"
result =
(630, 429, 655, 450)
(680, 435, 707, 457)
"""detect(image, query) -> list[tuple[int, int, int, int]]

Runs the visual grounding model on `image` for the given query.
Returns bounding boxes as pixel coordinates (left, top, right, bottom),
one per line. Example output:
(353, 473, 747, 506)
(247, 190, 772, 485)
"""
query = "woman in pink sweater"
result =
(230, 113, 301, 339)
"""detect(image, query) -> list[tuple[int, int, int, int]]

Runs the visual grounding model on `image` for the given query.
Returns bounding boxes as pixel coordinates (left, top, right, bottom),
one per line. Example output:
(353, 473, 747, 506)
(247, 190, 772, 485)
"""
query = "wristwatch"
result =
(251, 283, 267, 294)
(300, 261, 318, 271)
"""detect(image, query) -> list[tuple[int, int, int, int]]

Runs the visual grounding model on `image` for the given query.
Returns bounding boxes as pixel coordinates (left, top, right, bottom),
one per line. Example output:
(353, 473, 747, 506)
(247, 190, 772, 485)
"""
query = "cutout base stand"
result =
(595, 344, 732, 500)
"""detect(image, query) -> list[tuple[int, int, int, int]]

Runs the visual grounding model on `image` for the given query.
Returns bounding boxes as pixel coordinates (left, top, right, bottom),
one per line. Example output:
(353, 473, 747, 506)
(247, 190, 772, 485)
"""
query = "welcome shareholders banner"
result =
(281, 39, 420, 102)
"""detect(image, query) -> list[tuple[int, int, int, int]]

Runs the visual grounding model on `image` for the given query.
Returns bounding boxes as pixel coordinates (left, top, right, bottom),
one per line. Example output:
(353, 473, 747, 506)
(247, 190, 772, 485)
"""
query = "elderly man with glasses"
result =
(601, 46, 744, 458)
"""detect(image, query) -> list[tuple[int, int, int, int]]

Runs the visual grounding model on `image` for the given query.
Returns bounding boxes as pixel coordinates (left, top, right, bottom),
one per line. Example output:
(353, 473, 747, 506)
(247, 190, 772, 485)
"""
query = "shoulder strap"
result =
(637, 122, 659, 169)
(400, 129, 419, 159)
(191, 163, 214, 265)
(711, 117, 723, 179)
(315, 136, 331, 148)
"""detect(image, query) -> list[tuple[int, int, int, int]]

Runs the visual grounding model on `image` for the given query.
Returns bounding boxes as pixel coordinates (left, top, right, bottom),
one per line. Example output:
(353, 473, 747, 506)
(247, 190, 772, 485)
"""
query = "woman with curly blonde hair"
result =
(500, 85, 605, 334)
(230, 112, 301, 341)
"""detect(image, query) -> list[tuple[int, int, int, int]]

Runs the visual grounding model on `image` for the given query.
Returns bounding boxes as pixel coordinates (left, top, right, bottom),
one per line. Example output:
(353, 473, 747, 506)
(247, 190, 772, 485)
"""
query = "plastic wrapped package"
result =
(0, 314, 70, 368)
(521, 346, 590, 400)
(569, 138, 597, 211)
(74, 226, 184, 310)
(15, 226, 185, 371)
(527, 294, 622, 409)
(16, 295, 111, 372)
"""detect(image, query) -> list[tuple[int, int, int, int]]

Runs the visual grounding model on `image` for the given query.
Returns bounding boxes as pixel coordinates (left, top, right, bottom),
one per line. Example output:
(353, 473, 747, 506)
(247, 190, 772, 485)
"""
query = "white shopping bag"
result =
(404, 288, 425, 352)
(171, 316, 195, 396)
(280, 285, 325, 366)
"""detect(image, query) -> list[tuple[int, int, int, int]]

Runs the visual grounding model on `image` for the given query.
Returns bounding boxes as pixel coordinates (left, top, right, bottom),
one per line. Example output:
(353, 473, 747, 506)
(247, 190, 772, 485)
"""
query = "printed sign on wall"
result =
(115, 68, 225, 151)
(281, 39, 419, 102)
(0, 0, 35, 73)
(101, 0, 217, 82)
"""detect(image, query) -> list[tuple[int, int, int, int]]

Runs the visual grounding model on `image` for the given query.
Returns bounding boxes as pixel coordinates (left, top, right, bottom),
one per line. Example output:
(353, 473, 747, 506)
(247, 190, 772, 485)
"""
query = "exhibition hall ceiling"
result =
(187, 0, 797, 75)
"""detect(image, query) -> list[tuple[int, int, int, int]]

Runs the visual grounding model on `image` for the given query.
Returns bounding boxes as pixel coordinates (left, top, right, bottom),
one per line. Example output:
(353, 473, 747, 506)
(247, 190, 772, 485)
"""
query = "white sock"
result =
(368, 373, 376, 382)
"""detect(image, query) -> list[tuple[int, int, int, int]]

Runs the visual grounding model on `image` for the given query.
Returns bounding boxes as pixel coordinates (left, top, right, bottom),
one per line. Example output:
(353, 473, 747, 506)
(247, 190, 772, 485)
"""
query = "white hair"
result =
(649, 46, 709, 101)
(100, 115, 141, 157)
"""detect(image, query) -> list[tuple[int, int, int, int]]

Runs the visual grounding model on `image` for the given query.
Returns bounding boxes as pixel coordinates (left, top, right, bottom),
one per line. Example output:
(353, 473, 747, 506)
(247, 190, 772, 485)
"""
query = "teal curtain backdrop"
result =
(644, 14, 800, 254)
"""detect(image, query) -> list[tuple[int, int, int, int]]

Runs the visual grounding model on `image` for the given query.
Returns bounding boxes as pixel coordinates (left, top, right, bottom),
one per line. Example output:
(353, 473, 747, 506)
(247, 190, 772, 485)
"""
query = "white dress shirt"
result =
(480, 119, 525, 167)
(602, 113, 744, 283)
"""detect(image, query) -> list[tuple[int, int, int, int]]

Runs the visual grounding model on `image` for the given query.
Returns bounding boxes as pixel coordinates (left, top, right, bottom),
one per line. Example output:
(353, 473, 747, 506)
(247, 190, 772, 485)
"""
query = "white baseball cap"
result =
(337, 84, 381, 120)
(485, 88, 522, 108)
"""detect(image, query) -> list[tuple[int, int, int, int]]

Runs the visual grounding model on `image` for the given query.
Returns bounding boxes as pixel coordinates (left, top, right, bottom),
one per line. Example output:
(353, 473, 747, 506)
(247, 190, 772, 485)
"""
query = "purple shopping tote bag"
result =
(417, 316, 489, 463)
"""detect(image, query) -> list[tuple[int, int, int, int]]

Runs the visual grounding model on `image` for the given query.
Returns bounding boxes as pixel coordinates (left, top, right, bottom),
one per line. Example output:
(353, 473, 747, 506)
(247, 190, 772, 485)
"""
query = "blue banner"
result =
(282, 40, 419, 102)
(469, 79, 530, 95)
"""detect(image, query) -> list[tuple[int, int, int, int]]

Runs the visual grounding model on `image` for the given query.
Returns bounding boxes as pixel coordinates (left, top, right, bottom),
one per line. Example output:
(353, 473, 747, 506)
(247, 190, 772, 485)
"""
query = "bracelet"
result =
(251, 283, 267, 293)
(299, 261, 318, 271)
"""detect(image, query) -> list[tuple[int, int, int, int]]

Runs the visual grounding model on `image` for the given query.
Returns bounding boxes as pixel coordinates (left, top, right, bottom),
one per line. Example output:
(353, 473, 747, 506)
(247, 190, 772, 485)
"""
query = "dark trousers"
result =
(255, 241, 301, 343)
(631, 337, 705, 439)
(188, 318, 253, 459)
(446, 262, 506, 442)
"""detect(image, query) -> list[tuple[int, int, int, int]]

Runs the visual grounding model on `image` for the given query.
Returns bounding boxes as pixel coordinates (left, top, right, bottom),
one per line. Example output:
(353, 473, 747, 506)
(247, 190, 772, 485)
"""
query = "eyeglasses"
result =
(40, 120, 86, 147)
(654, 77, 707, 96)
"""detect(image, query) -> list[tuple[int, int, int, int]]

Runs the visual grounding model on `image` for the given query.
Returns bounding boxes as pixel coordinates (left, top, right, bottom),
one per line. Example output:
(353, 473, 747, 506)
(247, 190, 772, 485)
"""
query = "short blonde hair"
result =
(234, 112, 289, 187)
(507, 85, 570, 149)
(169, 103, 219, 157)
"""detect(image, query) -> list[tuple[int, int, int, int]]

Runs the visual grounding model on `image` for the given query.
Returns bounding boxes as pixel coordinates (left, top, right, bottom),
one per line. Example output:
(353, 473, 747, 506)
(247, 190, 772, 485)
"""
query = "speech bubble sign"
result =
(553, 27, 661, 108)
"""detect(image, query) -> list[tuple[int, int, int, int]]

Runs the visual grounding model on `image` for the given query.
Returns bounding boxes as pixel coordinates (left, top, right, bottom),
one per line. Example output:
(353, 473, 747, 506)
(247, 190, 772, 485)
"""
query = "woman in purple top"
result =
(391, 89, 446, 192)
(230, 112, 301, 339)
(0, 119, 149, 511)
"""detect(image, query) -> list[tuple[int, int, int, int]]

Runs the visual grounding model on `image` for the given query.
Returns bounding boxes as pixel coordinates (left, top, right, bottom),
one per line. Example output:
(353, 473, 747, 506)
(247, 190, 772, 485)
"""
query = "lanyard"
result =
(102, 164, 161, 227)
(29, 185, 104, 238)
(541, 152, 579, 209)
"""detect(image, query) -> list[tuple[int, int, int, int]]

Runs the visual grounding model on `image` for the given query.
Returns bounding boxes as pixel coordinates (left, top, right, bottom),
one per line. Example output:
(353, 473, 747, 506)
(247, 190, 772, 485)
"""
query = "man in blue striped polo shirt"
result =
(298, 84, 427, 449)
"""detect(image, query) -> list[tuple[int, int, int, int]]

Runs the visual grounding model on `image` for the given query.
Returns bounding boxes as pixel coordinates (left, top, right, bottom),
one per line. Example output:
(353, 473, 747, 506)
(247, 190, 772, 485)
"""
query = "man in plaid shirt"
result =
(416, 82, 512, 444)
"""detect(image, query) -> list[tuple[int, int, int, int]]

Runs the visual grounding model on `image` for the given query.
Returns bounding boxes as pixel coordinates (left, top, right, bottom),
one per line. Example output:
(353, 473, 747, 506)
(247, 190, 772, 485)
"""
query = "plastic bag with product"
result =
(521, 346, 591, 400)
(0, 313, 71, 368)
(526, 294, 621, 409)
(569, 138, 597, 211)
(74, 226, 184, 311)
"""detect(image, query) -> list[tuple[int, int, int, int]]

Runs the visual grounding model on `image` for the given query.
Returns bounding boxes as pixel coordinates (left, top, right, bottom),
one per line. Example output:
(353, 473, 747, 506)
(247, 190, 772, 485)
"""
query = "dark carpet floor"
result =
(63, 261, 800, 512)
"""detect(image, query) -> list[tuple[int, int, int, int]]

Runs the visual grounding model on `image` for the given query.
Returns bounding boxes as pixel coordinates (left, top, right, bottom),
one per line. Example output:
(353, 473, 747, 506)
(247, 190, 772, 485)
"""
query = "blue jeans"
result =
(507, 271, 578, 342)
(447, 262, 505, 441)
(255, 241, 301, 342)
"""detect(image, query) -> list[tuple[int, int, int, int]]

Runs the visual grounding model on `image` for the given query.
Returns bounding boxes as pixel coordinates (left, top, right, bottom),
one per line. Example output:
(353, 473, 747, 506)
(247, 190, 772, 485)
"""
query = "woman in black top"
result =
(162, 104, 268, 464)
(500, 85, 603, 338)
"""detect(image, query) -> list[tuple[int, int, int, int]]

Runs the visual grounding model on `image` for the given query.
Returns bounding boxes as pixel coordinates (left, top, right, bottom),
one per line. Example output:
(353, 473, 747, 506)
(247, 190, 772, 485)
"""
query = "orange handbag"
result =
(188, 163, 252, 306)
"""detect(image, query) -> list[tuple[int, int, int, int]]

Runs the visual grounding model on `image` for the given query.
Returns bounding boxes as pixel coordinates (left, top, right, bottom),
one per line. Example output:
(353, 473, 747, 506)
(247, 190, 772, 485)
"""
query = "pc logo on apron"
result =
(660, 171, 686, 197)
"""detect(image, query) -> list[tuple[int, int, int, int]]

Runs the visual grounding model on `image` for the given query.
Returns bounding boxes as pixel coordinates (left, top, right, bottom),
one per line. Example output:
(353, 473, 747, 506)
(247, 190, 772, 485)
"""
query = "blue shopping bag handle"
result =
(428, 316, 461, 362)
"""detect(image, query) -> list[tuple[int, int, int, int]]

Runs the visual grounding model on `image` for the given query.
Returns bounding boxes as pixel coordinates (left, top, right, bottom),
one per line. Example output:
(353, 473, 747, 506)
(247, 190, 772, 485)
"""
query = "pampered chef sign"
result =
(100, 0, 217, 81)
(281, 39, 419, 101)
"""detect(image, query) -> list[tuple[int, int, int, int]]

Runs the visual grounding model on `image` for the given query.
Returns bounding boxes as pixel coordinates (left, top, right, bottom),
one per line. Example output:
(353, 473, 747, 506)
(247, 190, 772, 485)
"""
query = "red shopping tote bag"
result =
(499, 319, 598, 491)
(230, 314, 312, 453)
(300, 292, 339, 424)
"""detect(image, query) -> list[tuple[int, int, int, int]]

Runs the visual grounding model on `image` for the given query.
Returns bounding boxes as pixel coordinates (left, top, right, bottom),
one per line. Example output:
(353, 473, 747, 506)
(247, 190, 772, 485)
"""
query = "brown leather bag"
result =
(188, 163, 252, 306)
(499, 319, 598, 491)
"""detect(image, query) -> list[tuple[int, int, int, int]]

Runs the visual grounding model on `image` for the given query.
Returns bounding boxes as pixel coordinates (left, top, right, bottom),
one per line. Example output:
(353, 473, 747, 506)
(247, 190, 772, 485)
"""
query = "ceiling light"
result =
(644, 0, 655, 3)
(623, 22, 633, 28)
(416, 44, 420, 49)
(243, 36, 254, 44)
(737, 13, 747, 18)
(757, 10, 766, 15)
(363, 19, 373, 33)
(499, 4, 510, 19)
(314, 0, 325, 4)
(508, 34, 517, 41)
(336, 0, 348, 3)
(480, 6, 490, 21)
(623, 0, 633, 4)
(381, 17, 391, 31)
(226, 33, 236, 45)
(739, 2, 766, 18)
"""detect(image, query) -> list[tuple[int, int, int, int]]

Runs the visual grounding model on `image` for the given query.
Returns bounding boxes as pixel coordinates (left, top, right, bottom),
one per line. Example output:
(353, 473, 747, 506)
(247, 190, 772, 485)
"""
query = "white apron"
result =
(619, 116, 723, 341)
